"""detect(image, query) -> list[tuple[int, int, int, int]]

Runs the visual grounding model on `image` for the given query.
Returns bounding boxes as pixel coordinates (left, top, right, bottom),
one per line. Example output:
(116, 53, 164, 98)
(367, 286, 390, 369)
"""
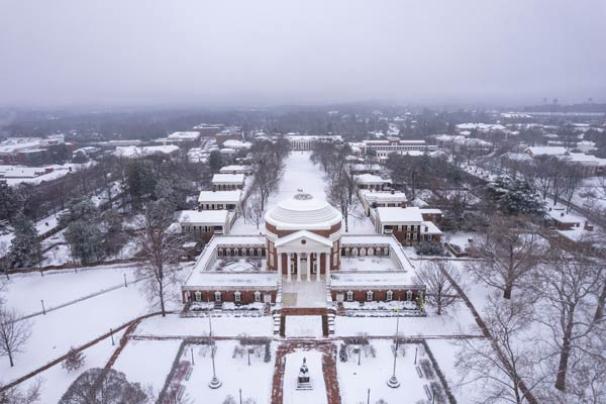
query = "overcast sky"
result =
(1, 0, 605, 107)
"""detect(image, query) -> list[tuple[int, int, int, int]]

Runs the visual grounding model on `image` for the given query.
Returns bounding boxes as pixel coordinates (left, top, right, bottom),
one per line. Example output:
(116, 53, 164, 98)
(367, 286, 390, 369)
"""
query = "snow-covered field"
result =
(337, 340, 442, 404)
(183, 340, 276, 404)
(285, 316, 323, 338)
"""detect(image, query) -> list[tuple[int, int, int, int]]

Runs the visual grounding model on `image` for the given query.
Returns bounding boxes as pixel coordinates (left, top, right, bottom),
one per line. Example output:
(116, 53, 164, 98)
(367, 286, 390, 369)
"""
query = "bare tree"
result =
(530, 247, 604, 392)
(467, 217, 543, 299)
(138, 200, 183, 317)
(0, 379, 41, 404)
(414, 260, 459, 315)
(246, 191, 265, 230)
(327, 168, 355, 232)
(457, 295, 540, 404)
(59, 368, 148, 404)
(0, 305, 31, 367)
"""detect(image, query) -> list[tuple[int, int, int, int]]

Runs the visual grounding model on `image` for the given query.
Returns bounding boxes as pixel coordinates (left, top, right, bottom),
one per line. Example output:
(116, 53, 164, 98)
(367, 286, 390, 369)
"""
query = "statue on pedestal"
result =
(296, 357, 312, 390)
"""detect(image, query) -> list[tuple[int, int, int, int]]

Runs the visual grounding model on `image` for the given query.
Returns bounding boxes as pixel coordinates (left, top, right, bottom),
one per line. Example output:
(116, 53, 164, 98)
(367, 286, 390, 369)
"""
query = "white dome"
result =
(265, 192, 342, 231)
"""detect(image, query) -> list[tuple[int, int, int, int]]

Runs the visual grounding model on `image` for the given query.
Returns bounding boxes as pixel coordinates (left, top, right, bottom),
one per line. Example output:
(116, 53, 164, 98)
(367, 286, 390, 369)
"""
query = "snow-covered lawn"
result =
(285, 316, 323, 338)
(283, 349, 327, 404)
(335, 300, 480, 337)
(183, 340, 276, 403)
(337, 340, 442, 404)
(133, 314, 274, 338)
(112, 339, 182, 398)
(3, 263, 142, 315)
(14, 329, 126, 404)
(0, 283, 150, 384)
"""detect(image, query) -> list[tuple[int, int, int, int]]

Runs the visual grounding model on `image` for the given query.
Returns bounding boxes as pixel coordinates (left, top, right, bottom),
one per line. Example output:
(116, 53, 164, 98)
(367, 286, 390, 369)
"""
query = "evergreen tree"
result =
(0, 182, 24, 224)
(487, 176, 544, 216)
(65, 219, 105, 265)
(62, 347, 85, 372)
(208, 150, 223, 173)
(8, 214, 41, 269)
(124, 160, 156, 211)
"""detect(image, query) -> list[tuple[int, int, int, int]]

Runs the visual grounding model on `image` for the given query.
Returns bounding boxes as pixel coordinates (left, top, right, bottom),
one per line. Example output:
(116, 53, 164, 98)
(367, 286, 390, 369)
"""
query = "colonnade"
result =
(276, 251, 330, 282)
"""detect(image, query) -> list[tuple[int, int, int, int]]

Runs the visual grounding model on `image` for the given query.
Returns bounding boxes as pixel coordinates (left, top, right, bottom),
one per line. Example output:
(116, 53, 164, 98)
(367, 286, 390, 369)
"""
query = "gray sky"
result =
(1, 0, 605, 107)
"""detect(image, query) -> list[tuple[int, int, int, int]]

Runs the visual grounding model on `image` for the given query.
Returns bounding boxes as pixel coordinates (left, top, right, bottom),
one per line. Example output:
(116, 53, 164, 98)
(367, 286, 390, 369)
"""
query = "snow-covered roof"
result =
(114, 145, 179, 158)
(184, 272, 278, 290)
(526, 146, 567, 156)
(265, 192, 342, 231)
(354, 174, 391, 185)
(419, 208, 442, 215)
(222, 139, 252, 149)
(168, 131, 200, 141)
(421, 221, 442, 235)
(211, 173, 245, 185)
(376, 207, 423, 224)
(177, 210, 229, 225)
(331, 271, 421, 289)
(198, 190, 242, 203)
(220, 165, 252, 173)
(559, 153, 606, 167)
(360, 190, 407, 204)
(350, 163, 382, 172)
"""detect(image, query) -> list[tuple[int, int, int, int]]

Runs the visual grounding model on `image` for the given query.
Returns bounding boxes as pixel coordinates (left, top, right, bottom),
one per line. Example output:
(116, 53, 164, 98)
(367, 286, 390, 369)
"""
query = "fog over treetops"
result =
(1, 0, 605, 107)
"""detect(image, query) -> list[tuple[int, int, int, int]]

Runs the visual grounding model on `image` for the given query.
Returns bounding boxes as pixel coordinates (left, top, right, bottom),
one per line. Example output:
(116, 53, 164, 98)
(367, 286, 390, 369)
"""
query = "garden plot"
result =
(210, 257, 267, 272)
(112, 339, 183, 398)
(133, 314, 274, 338)
(337, 340, 449, 404)
(335, 300, 480, 337)
(181, 340, 276, 404)
(283, 349, 327, 404)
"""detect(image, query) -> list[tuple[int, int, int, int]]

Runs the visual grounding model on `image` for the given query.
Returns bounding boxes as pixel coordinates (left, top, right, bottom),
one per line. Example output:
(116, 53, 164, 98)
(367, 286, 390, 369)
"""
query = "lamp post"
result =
(208, 309, 222, 389)
(387, 308, 401, 388)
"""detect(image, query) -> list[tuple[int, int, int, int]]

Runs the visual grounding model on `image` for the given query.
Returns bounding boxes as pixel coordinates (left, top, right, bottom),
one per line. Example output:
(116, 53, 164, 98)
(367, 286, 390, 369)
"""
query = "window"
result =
(386, 290, 393, 301)
(346, 291, 354, 302)
(406, 290, 413, 301)
(194, 291, 202, 302)
(366, 290, 374, 302)
(254, 291, 261, 302)
(214, 291, 222, 302)
(234, 291, 241, 303)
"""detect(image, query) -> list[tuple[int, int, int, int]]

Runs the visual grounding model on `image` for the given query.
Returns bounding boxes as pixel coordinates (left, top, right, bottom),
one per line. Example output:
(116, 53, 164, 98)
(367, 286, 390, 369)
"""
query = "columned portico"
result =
(276, 248, 331, 282)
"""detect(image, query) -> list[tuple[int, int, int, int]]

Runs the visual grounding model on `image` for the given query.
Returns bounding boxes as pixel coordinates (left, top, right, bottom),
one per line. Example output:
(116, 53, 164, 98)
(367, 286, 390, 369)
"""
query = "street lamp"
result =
(207, 309, 222, 389)
(387, 308, 401, 388)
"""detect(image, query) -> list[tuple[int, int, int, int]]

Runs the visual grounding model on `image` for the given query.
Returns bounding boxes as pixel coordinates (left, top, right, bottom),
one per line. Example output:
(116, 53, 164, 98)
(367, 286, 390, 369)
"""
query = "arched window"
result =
(346, 290, 354, 302)
(386, 290, 393, 301)
(366, 290, 374, 302)
(406, 290, 413, 301)
(214, 291, 222, 302)
(234, 291, 241, 303)
(195, 291, 202, 302)
(254, 291, 261, 302)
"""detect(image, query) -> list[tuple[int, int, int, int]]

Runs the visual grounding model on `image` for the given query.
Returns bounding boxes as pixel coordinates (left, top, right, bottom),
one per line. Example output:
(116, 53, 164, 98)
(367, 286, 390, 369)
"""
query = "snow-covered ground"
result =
(183, 340, 276, 403)
(112, 339, 182, 398)
(337, 340, 443, 404)
(285, 316, 323, 338)
(132, 314, 274, 338)
(335, 300, 480, 337)
(340, 256, 400, 272)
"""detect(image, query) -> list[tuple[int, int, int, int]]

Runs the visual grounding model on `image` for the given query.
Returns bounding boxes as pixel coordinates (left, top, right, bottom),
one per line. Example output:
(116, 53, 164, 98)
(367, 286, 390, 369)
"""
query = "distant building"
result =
(359, 190, 407, 215)
(354, 174, 391, 191)
(286, 134, 343, 151)
(211, 173, 245, 191)
(198, 190, 242, 212)
(373, 207, 442, 245)
(353, 138, 436, 160)
(177, 210, 234, 241)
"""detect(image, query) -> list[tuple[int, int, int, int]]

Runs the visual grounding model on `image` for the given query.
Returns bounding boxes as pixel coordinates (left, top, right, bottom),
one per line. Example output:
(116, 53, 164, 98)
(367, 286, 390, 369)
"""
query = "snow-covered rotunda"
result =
(265, 192, 342, 281)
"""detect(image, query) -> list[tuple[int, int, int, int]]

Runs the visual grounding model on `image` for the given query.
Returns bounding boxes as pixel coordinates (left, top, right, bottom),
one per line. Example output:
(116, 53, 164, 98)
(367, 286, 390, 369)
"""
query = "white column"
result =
(277, 251, 283, 278)
(305, 253, 310, 281)
(326, 252, 331, 283)
(316, 252, 321, 282)
(297, 254, 301, 281)
(287, 253, 291, 282)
